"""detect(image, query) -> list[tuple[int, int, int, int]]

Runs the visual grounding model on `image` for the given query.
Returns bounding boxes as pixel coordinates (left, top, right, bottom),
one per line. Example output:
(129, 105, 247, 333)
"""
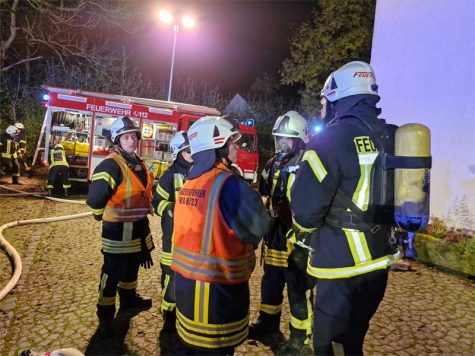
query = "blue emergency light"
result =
(42, 94, 50, 101)
(314, 125, 322, 133)
(245, 118, 254, 127)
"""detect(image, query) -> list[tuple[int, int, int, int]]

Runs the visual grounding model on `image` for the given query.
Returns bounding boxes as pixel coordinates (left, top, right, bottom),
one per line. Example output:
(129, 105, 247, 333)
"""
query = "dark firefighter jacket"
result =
(290, 105, 401, 279)
(49, 146, 69, 168)
(259, 154, 300, 267)
(0, 133, 18, 159)
(86, 148, 155, 254)
(151, 156, 191, 267)
(15, 131, 26, 155)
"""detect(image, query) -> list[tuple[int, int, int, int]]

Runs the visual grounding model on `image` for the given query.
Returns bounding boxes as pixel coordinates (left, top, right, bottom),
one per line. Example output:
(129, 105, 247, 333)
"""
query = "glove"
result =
(166, 202, 175, 218)
(140, 235, 154, 269)
(93, 214, 103, 221)
(288, 245, 310, 272)
(276, 199, 292, 228)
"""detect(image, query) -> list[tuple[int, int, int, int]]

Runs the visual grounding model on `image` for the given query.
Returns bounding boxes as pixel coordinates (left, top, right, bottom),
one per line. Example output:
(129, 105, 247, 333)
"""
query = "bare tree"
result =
(0, 0, 145, 73)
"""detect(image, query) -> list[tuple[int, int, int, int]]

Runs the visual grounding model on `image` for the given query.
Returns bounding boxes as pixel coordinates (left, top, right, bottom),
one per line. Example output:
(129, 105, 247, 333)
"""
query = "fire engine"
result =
(33, 86, 259, 184)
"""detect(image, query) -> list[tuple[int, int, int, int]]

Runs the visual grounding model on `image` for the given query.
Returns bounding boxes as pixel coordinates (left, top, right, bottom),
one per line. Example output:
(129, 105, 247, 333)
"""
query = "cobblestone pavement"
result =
(0, 182, 474, 355)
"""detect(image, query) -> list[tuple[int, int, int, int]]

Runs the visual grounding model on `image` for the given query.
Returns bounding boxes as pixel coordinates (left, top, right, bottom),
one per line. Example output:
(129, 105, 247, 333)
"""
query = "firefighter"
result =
(171, 116, 271, 355)
(14, 122, 33, 178)
(290, 61, 401, 355)
(151, 131, 193, 332)
(46, 144, 71, 197)
(0, 125, 21, 184)
(86, 116, 155, 337)
(249, 111, 315, 354)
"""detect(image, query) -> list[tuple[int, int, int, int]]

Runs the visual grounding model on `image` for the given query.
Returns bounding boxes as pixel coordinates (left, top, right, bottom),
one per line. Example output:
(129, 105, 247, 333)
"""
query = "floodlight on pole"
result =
(159, 10, 195, 102)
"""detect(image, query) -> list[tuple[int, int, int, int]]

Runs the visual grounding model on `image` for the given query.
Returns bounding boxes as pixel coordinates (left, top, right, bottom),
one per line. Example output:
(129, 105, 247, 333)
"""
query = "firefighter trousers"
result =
(96, 252, 142, 318)
(0, 157, 20, 177)
(46, 165, 71, 189)
(313, 268, 388, 355)
(259, 263, 315, 342)
(160, 263, 176, 315)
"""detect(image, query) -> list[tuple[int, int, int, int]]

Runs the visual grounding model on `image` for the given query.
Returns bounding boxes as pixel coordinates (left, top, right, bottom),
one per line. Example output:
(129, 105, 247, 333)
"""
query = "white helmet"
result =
(14, 122, 25, 130)
(170, 131, 190, 161)
(54, 144, 64, 150)
(272, 111, 308, 143)
(110, 116, 141, 144)
(188, 116, 241, 155)
(321, 61, 378, 102)
(6, 125, 18, 135)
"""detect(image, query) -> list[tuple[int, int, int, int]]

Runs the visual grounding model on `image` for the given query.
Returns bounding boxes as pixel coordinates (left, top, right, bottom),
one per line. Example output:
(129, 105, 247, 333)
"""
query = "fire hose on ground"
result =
(0, 185, 91, 301)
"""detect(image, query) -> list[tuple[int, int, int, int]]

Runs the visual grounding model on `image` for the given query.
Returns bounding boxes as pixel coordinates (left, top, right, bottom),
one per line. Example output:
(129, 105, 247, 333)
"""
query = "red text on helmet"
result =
(353, 72, 374, 78)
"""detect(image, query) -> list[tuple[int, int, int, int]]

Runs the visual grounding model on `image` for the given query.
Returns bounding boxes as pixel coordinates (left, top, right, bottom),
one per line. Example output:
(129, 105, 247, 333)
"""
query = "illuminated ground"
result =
(0, 175, 474, 355)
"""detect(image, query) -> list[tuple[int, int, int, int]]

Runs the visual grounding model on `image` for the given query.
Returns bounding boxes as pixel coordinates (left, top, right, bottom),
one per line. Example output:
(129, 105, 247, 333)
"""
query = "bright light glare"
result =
(43, 94, 50, 101)
(182, 15, 195, 28)
(314, 125, 321, 132)
(159, 10, 172, 23)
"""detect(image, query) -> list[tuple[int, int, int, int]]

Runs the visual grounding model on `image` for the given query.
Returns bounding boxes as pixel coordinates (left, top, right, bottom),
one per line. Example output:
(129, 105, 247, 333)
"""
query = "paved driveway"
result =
(0, 190, 474, 355)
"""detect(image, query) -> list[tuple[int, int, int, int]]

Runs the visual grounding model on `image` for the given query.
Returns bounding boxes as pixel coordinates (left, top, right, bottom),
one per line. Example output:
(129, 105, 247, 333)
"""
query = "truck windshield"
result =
(238, 132, 256, 153)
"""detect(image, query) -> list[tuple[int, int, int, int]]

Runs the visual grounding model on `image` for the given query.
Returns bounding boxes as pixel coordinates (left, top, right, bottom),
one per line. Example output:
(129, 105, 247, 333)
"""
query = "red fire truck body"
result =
(34, 86, 259, 184)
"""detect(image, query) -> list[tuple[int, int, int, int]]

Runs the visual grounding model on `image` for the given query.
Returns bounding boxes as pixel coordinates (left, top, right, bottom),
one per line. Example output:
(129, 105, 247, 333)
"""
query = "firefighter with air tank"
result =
(0, 125, 21, 184)
(290, 60, 431, 355)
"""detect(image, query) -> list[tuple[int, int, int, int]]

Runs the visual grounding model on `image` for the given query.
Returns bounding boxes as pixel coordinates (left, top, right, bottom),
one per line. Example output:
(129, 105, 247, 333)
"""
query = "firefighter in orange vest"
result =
(86, 116, 155, 337)
(171, 116, 271, 355)
(151, 131, 193, 332)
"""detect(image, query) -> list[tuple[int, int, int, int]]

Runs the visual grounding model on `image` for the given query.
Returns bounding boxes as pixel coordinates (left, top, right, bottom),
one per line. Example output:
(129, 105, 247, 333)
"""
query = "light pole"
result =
(159, 10, 195, 102)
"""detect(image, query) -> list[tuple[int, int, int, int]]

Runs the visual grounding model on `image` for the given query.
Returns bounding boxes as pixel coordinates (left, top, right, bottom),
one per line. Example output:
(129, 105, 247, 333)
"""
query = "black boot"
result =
(119, 288, 152, 310)
(63, 188, 69, 198)
(98, 316, 116, 338)
(27, 169, 34, 178)
(248, 311, 282, 340)
(277, 337, 311, 356)
(97, 305, 116, 338)
(12, 176, 22, 185)
(162, 310, 177, 333)
(47, 189, 54, 197)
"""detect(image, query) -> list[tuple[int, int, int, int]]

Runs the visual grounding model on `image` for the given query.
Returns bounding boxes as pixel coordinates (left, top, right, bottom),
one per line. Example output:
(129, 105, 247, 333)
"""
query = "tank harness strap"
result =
(326, 189, 380, 234)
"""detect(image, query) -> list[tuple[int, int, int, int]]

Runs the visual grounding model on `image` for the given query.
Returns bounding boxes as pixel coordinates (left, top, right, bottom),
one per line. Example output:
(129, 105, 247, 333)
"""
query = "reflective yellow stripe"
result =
(173, 173, 184, 199)
(118, 280, 138, 290)
(156, 183, 169, 200)
(287, 173, 296, 201)
(264, 245, 289, 267)
(90, 208, 105, 215)
(92, 171, 117, 189)
(177, 309, 249, 348)
(157, 200, 171, 216)
(122, 222, 133, 241)
(160, 274, 175, 312)
(290, 289, 313, 344)
(332, 341, 346, 356)
(98, 296, 116, 306)
(160, 251, 173, 266)
(344, 230, 371, 265)
(260, 303, 282, 315)
(194, 280, 210, 324)
(291, 217, 316, 233)
(269, 170, 281, 210)
(307, 251, 402, 279)
(302, 150, 327, 182)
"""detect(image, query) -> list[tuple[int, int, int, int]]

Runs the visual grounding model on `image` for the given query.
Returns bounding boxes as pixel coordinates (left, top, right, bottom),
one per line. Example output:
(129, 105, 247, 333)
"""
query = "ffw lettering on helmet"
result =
(353, 72, 374, 78)
(188, 132, 198, 141)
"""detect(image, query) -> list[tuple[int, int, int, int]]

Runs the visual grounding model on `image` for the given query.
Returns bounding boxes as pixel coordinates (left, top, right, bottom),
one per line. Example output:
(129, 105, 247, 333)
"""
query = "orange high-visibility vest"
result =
(171, 163, 256, 284)
(103, 152, 154, 222)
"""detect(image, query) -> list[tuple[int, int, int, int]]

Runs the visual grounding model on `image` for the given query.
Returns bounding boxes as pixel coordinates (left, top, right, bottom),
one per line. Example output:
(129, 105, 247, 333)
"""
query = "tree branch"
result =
(2, 56, 43, 71)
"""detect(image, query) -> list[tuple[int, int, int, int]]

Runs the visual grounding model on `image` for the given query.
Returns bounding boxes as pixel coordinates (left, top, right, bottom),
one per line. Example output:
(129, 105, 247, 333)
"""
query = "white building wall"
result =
(371, 0, 475, 229)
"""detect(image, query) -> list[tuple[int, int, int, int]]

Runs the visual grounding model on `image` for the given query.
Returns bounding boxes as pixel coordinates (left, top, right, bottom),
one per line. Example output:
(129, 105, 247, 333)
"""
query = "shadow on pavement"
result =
(156, 325, 176, 356)
(84, 307, 149, 356)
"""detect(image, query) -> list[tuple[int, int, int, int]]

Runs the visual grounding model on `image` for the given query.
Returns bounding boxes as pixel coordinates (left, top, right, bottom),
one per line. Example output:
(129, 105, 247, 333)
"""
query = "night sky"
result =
(122, 1, 318, 97)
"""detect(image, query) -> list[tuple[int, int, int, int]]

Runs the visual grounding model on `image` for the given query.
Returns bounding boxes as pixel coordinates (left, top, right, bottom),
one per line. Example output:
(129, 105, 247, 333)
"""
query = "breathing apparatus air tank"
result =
(394, 123, 431, 258)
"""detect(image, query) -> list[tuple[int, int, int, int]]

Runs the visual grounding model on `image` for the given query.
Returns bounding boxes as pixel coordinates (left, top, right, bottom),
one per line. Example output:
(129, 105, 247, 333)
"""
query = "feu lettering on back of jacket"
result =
(352, 136, 378, 212)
